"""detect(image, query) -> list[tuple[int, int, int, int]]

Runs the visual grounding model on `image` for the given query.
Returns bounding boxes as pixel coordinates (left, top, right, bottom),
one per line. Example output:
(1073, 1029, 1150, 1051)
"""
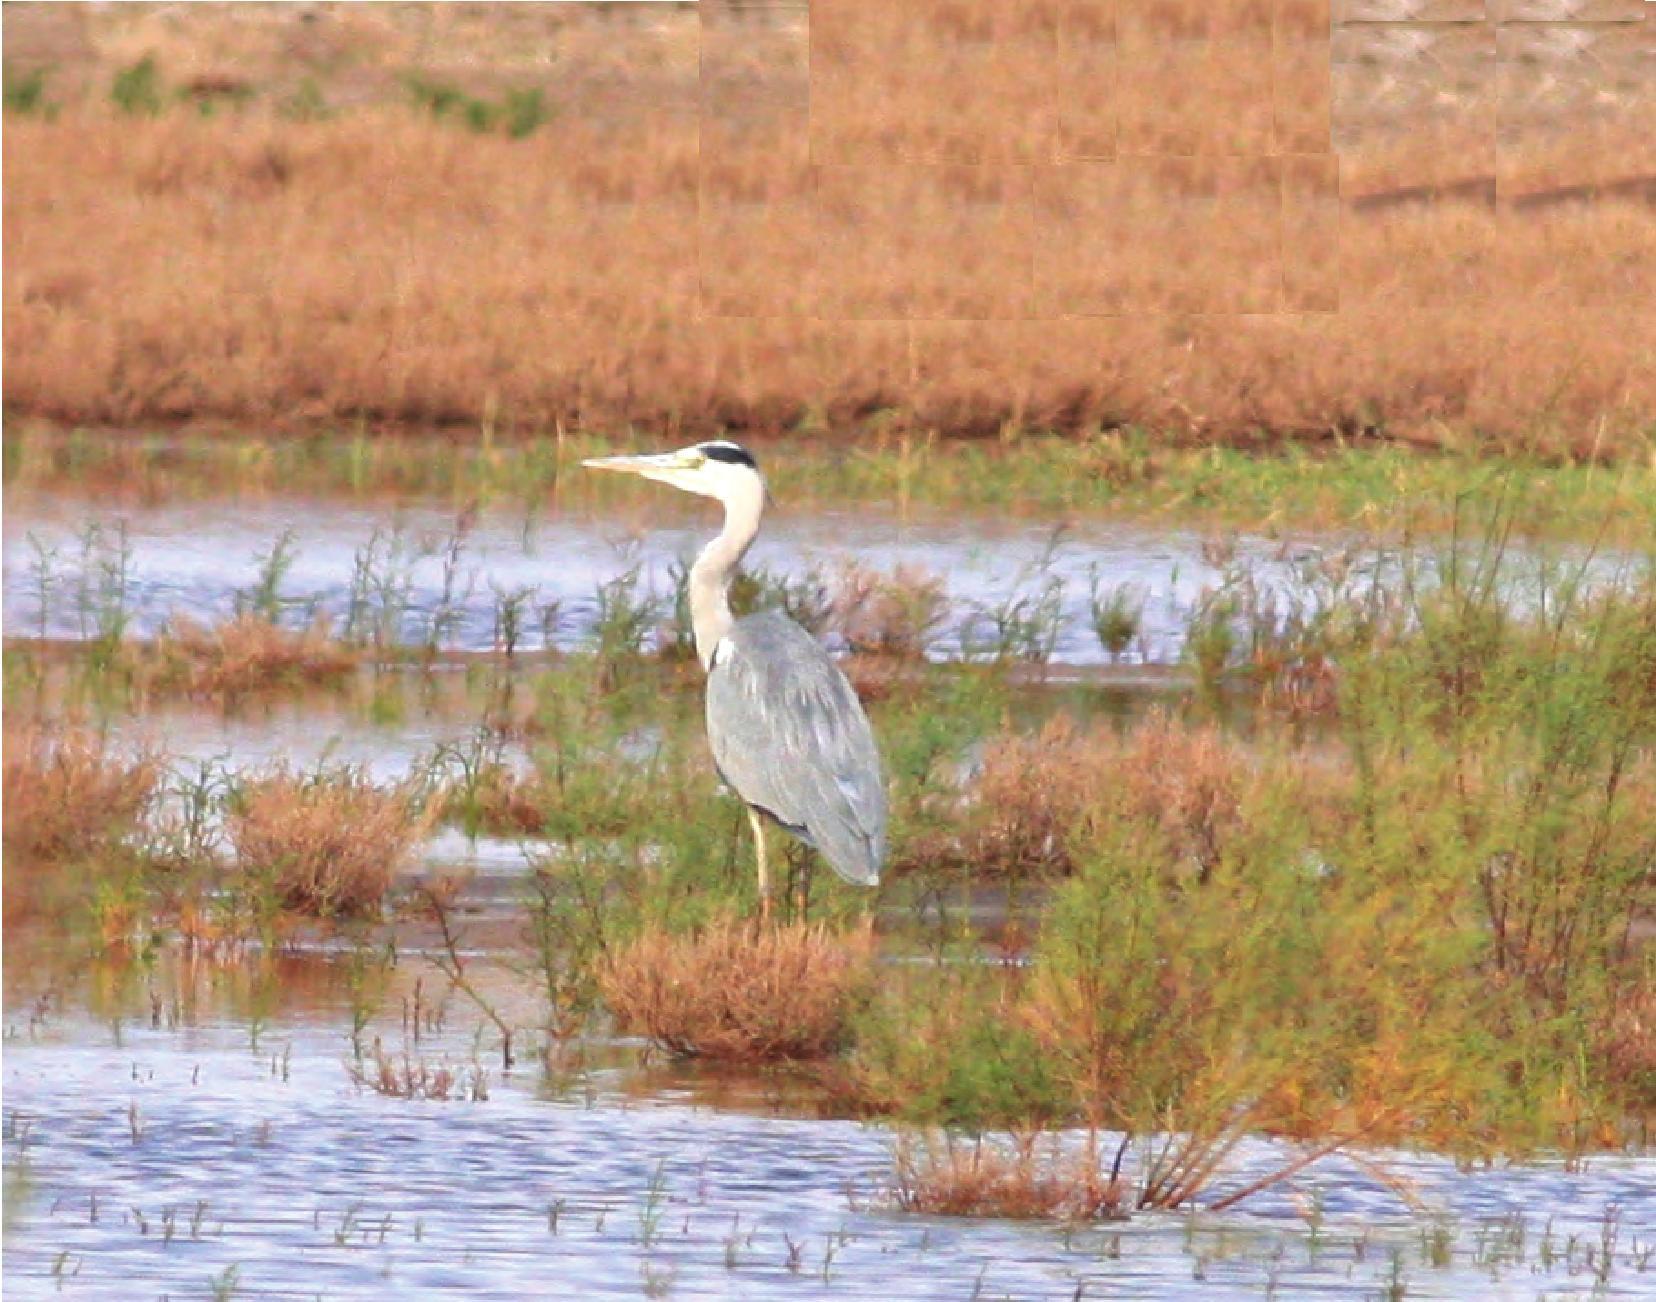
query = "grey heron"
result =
(582, 441, 886, 913)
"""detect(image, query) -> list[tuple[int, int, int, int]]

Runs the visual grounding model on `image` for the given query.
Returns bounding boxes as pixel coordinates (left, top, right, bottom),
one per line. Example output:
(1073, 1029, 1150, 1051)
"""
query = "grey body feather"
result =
(705, 611, 886, 885)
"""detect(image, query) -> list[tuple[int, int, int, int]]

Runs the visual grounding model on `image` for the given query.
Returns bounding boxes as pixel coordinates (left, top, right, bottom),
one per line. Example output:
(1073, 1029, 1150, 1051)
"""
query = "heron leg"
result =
(790, 845, 811, 923)
(747, 807, 771, 920)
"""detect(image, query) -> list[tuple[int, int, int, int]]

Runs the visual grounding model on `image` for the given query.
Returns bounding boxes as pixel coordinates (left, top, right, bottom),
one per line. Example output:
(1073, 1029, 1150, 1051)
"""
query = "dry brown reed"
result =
(1, 723, 161, 863)
(832, 562, 947, 659)
(839, 654, 916, 704)
(225, 767, 429, 916)
(932, 717, 1100, 879)
(1601, 982, 1656, 1116)
(346, 1048, 490, 1102)
(4, 0, 1652, 459)
(902, 711, 1247, 882)
(1107, 712, 1246, 884)
(143, 613, 358, 698)
(889, 1131, 1124, 1221)
(599, 916, 875, 1062)
(887, 1123, 1371, 1219)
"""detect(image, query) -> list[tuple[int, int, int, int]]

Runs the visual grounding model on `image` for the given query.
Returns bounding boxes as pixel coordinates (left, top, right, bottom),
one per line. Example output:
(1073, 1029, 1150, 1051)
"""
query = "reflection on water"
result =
(9, 490, 1639, 673)
(3, 491, 1389, 666)
(4, 949, 1653, 1299)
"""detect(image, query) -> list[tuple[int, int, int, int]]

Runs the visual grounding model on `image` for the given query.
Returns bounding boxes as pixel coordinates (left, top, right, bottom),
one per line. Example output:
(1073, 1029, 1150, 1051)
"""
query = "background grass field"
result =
(3, 1, 1652, 457)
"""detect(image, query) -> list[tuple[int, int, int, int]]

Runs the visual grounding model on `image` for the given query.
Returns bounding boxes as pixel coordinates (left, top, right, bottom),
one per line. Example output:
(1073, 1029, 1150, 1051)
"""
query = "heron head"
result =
(581, 441, 763, 503)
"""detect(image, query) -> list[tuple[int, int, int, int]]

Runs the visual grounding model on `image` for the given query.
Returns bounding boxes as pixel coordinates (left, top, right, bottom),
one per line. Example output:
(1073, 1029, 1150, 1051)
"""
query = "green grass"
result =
(8, 422, 1653, 545)
(110, 56, 165, 117)
(3, 62, 52, 116)
(403, 75, 548, 137)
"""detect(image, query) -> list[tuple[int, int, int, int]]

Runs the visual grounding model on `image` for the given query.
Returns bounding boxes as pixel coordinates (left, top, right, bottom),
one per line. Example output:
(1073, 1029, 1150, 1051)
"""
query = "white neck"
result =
(689, 471, 764, 670)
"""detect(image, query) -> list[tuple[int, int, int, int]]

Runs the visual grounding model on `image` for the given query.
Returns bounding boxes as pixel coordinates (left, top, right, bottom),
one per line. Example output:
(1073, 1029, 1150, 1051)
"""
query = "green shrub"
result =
(111, 56, 164, 116)
(1021, 535, 1656, 1154)
(841, 966, 1070, 1130)
(3, 63, 50, 115)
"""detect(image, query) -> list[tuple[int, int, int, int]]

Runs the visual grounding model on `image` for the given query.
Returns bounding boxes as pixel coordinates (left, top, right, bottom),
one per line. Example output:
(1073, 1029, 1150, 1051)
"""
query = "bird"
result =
(582, 440, 886, 913)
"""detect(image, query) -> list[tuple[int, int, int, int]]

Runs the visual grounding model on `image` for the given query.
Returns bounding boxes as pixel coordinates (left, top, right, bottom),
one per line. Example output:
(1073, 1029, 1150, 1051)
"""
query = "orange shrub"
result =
(599, 916, 875, 1062)
(226, 767, 429, 916)
(889, 1132, 1123, 1221)
(2, 723, 160, 863)
(901, 711, 1248, 882)
(146, 613, 358, 698)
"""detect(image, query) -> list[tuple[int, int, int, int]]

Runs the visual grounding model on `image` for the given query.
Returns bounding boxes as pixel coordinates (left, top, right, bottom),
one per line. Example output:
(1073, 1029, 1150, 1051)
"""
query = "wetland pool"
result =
(6, 480, 1655, 1300)
(5, 950, 1654, 1301)
(0, 490, 1535, 668)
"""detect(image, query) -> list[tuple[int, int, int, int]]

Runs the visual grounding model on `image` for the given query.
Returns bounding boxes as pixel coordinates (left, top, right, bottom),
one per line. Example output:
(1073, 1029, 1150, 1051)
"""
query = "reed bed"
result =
(140, 612, 359, 699)
(889, 1132, 1125, 1221)
(5, 552, 1652, 1152)
(859, 536, 1655, 1159)
(599, 916, 875, 1062)
(224, 765, 430, 917)
(5, 32, 1652, 458)
(1, 723, 160, 863)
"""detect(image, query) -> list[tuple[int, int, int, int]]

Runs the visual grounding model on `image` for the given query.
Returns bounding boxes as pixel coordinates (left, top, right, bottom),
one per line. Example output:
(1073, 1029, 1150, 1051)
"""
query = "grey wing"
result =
(705, 612, 886, 885)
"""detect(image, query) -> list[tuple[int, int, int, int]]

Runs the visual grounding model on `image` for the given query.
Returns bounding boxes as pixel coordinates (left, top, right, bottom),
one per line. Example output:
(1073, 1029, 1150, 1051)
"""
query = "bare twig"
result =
(421, 881, 516, 1071)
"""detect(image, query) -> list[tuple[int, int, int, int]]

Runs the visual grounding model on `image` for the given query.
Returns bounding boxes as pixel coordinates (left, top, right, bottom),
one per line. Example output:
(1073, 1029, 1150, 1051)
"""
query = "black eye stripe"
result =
(698, 443, 758, 469)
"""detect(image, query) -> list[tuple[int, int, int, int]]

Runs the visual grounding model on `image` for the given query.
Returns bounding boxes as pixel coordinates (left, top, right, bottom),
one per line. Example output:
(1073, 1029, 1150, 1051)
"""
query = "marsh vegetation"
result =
(7, 479, 1652, 1162)
(4, 3, 1653, 1295)
(7, 463, 1654, 1297)
(5, 484, 1653, 1293)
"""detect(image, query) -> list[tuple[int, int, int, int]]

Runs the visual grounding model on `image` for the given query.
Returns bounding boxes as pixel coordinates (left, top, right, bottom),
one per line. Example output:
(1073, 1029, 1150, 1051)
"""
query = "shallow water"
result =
(93, 687, 499, 786)
(10, 487, 1641, 672)
(5, 953, 1653, 1301)
(3, 491, 1382, 666)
